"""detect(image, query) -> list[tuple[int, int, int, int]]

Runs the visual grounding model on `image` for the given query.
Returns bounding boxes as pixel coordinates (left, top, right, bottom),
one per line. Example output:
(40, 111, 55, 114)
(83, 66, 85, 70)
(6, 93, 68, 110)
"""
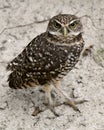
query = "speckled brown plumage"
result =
(7, 14, 85, 115)
(7, 32, 84, 89)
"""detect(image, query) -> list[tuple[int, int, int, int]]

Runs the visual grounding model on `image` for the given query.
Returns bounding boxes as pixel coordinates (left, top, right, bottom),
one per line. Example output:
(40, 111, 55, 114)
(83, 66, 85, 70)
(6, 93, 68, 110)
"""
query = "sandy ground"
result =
(0, 0, 104, 130)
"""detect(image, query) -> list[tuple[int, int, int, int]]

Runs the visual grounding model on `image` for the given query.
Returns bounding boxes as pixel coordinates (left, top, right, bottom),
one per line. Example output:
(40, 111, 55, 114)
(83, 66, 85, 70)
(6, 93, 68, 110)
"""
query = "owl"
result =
(7, 14, 86, 116)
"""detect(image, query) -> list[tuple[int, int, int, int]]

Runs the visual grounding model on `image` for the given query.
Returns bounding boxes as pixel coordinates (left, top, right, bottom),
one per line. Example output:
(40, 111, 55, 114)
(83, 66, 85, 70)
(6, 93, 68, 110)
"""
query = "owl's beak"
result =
(63, 27, 68, 37)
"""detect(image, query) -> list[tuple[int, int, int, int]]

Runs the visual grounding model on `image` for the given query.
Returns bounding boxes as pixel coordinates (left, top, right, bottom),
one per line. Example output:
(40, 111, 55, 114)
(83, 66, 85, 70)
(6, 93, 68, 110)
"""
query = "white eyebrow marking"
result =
(69, 19, 80, 24)
(55, 20, 62, 25)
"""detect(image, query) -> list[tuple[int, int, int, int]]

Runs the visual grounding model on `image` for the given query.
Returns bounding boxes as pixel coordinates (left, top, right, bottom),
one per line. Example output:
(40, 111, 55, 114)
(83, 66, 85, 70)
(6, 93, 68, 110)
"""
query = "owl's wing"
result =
(7, 32, 67, 73)
(7, 33, 46, 71)
(7, 32, 69, 88)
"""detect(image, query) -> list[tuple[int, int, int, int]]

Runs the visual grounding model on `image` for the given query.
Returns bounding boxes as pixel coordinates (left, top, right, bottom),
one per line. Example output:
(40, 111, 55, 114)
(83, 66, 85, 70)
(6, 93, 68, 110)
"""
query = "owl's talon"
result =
(64, 101, 79, 112)
(46, 102, 59, 116)
(49, 105, 60, 117)
(32, 105, 60, 117)
(32, 107, 43, 116)
(64, 99, 87, 112)
(51, 110, 60, 117)
(74, 99, 88, 104)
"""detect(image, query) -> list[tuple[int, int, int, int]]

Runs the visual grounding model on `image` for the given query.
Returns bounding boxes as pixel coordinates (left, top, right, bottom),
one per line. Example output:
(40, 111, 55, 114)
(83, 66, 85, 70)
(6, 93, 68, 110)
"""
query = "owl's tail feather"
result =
(8, 71, 23, 89)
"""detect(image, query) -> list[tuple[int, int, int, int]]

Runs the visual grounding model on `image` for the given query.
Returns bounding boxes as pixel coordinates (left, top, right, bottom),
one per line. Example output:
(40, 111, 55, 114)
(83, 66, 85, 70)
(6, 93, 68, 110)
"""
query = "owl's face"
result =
(47, 14, 83, 39)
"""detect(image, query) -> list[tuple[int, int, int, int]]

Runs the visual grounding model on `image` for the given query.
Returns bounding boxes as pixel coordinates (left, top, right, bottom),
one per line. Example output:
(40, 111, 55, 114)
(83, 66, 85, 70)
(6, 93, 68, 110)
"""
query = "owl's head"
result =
(47, 14, 83, 39)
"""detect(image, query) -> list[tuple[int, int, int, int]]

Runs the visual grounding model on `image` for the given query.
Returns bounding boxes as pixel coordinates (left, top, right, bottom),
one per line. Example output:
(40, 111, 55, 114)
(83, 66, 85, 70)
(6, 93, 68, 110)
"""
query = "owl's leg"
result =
(32, 83, 59, 116)
(43, 84, 53, 107)
(43, 84, 59, 116)
(53, 80, 87, 112)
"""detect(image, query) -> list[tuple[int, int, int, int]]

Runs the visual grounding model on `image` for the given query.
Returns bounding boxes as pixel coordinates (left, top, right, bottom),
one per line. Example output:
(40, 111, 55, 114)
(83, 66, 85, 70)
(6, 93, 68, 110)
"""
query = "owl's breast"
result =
(21, 40, 84, 85)
(55, 43, 84, 78)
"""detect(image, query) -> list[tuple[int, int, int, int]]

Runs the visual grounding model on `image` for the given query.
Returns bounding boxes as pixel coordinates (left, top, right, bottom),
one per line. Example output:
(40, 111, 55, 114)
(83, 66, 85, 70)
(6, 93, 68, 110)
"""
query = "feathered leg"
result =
(32, 83, 59, 116)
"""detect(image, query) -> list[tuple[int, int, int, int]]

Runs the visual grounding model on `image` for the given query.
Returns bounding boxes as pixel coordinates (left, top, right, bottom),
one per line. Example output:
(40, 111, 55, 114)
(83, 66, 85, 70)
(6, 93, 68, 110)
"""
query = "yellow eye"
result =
(53, 21, 61, 29)
(69, 21, 78, 29)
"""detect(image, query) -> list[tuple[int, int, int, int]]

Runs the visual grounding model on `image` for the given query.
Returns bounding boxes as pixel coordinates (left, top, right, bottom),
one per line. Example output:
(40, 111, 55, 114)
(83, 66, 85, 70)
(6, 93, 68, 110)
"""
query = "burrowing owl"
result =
(7, 14, 86, 116)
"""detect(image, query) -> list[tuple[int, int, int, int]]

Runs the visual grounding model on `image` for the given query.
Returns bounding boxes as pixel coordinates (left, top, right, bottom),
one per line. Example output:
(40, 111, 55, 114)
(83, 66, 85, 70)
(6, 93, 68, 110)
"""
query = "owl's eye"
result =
(69, 21, 78, 29)
(53, 21, 61, 29)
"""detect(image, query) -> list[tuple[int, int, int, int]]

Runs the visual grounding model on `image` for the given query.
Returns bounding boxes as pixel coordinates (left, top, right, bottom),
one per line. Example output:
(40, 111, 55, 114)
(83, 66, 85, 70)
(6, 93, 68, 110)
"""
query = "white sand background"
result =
(0, 0, 104, 130)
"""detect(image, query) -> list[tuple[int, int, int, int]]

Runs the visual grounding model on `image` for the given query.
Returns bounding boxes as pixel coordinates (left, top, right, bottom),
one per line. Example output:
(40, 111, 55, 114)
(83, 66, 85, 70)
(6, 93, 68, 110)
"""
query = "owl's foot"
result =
(32, 107, 42, 116)
(43, 95, 60, 117)
(32, 106, 60, 117)
(32, 103, 60, 117)
(32, 84, 60, 117)
(64, 99, 88, 112)
(53, 80, 88, 112)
